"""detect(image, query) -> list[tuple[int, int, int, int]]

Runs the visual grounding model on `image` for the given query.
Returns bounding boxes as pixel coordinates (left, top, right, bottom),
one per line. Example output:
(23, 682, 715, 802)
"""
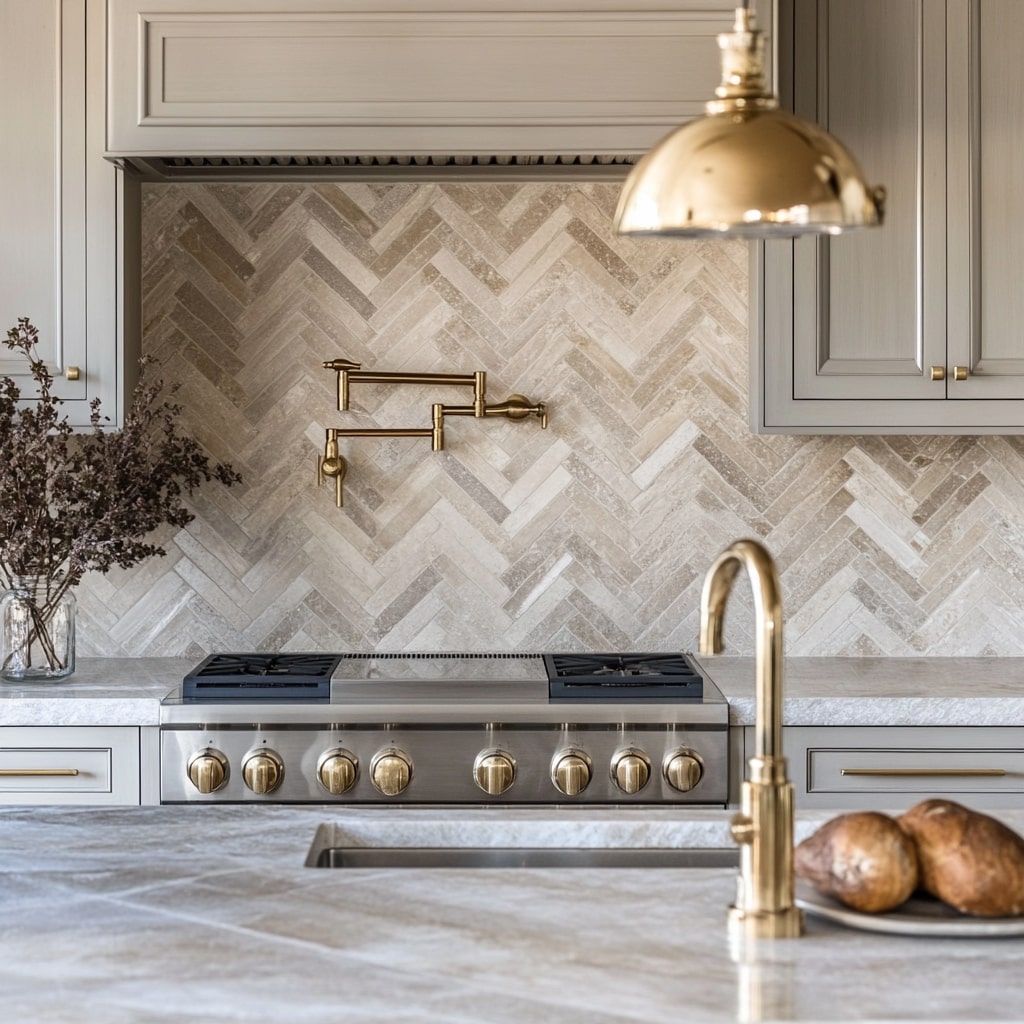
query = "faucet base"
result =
(728, 904, 805, 939)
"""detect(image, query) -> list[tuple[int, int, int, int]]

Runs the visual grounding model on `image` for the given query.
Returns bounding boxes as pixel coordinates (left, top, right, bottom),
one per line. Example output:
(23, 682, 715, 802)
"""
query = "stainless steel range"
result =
(159, 652, 728, 805)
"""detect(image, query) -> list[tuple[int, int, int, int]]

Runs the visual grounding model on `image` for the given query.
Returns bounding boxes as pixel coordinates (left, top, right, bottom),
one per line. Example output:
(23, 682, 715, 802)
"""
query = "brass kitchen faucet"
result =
(317, 359, 547, 507)
(699, 538, 805, 940)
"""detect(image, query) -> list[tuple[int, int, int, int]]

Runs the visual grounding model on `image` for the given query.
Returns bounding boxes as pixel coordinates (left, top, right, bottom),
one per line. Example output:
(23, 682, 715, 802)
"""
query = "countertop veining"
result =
(0, 804, 1022, 1022)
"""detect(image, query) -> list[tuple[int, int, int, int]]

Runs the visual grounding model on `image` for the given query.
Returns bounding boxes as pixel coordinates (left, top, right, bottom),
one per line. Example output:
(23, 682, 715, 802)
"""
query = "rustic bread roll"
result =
(795, 811, 919, 913)
(898, 799, 1024, 917)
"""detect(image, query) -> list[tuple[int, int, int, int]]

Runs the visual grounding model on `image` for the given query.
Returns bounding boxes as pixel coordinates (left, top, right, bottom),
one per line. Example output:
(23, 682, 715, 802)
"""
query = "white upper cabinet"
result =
(754, 0, 1024, 434)
(105, 0, 748, 171)
(0, 0, 137, 428)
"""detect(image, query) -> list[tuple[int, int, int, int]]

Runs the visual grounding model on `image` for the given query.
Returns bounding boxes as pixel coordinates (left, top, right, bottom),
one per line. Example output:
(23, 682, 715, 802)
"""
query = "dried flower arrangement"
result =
(0, 318, 241, 677)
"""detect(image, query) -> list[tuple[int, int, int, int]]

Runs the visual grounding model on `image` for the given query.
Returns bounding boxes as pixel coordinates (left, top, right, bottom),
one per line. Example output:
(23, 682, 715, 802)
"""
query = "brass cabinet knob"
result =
(610, 748, 651, 794)
(64, 365, 80, 381)
(929, 365, 945, 381)
(663, 749, 704, 792)
(550, 749, 592, 796)
(187, 749, 229, 794)
(241, 749, 284, 795)
(316, 748, 358, 795)
(953, 365, 970, 381)
(473, 749, 516, 796)
(370, 748, 413, 796)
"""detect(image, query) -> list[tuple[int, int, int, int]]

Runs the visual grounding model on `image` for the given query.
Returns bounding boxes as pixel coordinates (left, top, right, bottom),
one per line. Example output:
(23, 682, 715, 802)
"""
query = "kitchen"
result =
(2, 0, 1024, 1020)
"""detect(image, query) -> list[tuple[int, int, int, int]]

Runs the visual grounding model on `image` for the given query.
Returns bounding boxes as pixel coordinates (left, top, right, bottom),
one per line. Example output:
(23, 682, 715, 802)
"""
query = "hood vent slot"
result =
(119, 153, 640, 183)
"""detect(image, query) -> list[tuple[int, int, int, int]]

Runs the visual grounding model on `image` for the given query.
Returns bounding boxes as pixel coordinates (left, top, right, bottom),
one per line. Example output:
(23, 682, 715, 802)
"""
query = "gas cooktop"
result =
(161, 651, 729, 806)
(179, 651, 707, 703)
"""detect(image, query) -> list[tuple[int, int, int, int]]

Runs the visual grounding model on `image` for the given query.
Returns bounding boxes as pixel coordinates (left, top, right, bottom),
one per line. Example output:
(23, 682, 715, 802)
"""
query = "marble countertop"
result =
(1, 803, 1022, 1022)
(3, 656, 1024, 728)
(696, 656, 1024, 727)
(0, 657, 190, 725)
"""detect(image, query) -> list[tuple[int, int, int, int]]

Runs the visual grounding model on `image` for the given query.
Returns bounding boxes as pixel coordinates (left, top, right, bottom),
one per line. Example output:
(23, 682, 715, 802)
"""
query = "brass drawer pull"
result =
(929, 365, 945, 381)
(840, 768, 1006, 777)
(952, 365, 970, 381)
(0, 768, 81, 777)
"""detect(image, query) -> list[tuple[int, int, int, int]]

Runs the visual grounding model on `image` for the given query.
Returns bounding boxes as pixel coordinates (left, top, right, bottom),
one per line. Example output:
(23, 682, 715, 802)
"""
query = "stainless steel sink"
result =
(306, 841, 740, 869)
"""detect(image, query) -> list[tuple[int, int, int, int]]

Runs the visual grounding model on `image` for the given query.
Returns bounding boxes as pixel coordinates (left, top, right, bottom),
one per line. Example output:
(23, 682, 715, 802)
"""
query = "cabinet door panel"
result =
(0, 0, 133, 428)
(947, 0, 1024, 400)
(795, 0, 924, 389)
(754, 0, 955, 433)
(0, 0, 87, 396)
(107, 0, 737, 158)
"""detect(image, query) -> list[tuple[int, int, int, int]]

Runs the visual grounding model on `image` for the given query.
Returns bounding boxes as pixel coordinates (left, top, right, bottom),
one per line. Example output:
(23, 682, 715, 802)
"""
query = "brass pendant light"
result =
(614, 4, 885, 239)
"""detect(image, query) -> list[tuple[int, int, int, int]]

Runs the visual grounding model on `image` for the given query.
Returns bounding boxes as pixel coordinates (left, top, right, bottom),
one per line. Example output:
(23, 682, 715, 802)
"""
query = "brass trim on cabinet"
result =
(839, 767, 1006, 777)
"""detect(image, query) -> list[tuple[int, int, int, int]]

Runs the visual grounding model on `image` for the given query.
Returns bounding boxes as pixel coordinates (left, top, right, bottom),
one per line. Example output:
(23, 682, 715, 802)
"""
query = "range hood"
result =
(104, 0, 750, 183)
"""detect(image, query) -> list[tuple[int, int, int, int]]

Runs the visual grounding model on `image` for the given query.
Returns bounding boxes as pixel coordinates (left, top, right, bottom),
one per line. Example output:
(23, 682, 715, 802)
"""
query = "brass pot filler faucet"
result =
(317, 359, 548, 507)
(700, 538, 805, 940)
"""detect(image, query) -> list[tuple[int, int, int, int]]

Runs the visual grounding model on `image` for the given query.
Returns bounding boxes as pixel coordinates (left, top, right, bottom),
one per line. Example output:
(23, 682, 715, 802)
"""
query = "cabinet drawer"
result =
(772, 726, 1024, 810)
(0, 727, 140, 804)
(807, 748, 1024, 796)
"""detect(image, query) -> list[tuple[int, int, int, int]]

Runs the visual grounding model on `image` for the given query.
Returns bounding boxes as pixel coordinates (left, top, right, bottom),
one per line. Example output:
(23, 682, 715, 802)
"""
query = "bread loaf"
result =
(794, 811, 919, 913)
(898, 799, 1024, 917)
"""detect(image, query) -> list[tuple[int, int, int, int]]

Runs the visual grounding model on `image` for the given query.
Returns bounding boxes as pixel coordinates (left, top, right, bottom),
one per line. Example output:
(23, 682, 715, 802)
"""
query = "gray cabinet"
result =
(0, 726, 145, 805)
(0, 0, 138, 428)
(105, 0, 741, 172)
(771, 726, 1024, 810)
(753, 0, 1024, 434)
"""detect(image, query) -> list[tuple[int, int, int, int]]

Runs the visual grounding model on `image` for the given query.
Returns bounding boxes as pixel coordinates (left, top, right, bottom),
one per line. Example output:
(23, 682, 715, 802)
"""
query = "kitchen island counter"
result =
(1, 804, 1022, 1022)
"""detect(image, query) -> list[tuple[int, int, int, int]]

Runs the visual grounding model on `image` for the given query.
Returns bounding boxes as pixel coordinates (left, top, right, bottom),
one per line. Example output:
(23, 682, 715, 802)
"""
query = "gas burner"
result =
(544, 653, 703, 701)
(183, 653, 343, 701)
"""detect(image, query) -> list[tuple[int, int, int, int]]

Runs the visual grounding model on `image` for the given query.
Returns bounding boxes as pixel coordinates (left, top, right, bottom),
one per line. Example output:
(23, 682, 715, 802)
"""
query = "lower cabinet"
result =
(0, 726, 153, 805)
(745, 726, 1024, 811)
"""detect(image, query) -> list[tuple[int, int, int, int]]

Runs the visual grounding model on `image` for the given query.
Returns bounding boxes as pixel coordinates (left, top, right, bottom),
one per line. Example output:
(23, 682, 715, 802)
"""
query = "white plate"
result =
(795, 880, 1024, 937)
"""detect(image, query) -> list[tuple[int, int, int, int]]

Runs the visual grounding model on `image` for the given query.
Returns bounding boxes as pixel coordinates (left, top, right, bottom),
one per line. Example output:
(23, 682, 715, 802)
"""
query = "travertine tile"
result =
(67, 182, 1024, 657)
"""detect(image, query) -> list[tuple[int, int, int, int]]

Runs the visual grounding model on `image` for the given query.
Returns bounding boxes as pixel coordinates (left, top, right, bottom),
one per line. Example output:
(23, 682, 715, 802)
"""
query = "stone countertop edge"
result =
(0, 655, 1023, 727)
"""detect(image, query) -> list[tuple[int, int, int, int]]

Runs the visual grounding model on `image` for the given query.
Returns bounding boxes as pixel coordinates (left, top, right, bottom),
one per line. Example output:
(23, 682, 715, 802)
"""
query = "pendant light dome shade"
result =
(614, 6, 885, 239)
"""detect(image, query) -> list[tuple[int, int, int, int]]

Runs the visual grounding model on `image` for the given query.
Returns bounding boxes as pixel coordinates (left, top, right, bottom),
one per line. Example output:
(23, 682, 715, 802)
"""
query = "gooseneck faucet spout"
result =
(699, 538, 804, 939)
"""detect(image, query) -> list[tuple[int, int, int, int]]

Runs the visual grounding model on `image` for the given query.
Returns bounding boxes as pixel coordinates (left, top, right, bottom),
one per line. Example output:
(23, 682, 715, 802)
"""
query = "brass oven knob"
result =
(473, 749, 516, 796)
(610, 748, 651, 794)
(370, 748, 413, 796)
(663, 749, 704, 792)
(316, 748, 358, 795)
(187, 749, 229, 794)
(550, 749, 592, 796)
(241, 749, 284, 794)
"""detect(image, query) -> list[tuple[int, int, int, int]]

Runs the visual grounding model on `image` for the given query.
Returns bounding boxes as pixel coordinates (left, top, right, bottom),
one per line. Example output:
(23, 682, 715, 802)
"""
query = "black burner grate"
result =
(544, 653, 703, 701)
(182, 653, 343, 700)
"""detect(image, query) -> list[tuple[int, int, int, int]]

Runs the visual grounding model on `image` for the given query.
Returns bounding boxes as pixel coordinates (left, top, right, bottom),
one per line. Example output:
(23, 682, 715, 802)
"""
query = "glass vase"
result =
(0, 574, 76, 682)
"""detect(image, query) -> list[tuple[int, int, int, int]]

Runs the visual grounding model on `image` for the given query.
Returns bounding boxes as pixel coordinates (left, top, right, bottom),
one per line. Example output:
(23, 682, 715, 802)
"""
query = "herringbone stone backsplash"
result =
(75, 182, 1024, 657)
